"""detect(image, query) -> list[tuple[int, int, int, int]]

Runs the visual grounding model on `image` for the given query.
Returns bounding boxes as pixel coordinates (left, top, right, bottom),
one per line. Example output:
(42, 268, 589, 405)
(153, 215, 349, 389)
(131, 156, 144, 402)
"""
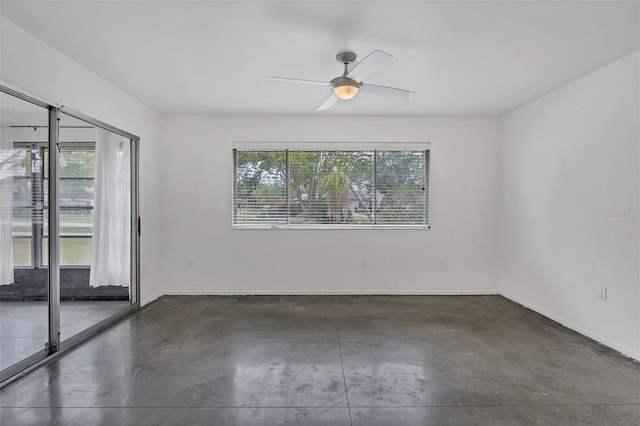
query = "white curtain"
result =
(90, 128, 130, 288)
(0, 126, 14, 285)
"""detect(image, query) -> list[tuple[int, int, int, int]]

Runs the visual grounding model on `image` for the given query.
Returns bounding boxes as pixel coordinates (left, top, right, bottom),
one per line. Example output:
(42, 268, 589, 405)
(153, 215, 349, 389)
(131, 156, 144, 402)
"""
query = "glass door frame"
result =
(0, 82, 141, 384)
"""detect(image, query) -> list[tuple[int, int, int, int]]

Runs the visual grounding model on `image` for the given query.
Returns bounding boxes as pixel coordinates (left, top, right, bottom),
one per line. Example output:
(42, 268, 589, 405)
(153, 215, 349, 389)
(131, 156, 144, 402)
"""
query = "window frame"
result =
(232, 142, 431, 230)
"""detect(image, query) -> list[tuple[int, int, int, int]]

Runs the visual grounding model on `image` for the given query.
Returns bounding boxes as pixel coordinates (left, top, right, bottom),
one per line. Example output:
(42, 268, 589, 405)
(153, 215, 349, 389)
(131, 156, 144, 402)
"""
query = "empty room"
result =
(0, 1, 638, 425)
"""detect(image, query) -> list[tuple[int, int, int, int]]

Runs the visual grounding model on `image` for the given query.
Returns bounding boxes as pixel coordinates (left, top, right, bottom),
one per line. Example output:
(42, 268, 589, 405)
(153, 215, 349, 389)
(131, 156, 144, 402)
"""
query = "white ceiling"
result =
(1, 1, 638, 115)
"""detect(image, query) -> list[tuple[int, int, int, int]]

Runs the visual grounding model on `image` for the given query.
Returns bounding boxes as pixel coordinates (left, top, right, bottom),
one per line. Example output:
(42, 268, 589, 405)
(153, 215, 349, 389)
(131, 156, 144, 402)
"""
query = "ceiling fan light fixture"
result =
(331, 77, 360, 100)
(333, 84, 359, 100)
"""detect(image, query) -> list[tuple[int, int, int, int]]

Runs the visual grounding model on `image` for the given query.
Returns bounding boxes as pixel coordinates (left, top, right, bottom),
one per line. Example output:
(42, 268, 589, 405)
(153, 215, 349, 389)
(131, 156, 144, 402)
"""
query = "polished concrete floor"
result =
(0, 295, 638, 425)
(0, 301, 131, 371)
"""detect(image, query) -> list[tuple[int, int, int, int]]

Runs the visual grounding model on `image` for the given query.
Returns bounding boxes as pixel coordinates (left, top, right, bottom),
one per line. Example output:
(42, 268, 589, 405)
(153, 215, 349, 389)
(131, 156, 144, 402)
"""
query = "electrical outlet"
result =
(440, 259, 447, 268)
(599, 287, 608, 301)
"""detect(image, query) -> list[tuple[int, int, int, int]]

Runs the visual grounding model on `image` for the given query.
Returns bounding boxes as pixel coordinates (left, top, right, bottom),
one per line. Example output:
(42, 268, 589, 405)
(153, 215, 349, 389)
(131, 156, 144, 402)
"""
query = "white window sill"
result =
(232, 224, 431, 230)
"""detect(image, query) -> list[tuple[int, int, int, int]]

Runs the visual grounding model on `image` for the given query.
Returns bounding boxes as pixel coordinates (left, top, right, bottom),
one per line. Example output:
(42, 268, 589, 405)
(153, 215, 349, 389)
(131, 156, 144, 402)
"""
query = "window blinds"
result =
(234, 149, 429, 227)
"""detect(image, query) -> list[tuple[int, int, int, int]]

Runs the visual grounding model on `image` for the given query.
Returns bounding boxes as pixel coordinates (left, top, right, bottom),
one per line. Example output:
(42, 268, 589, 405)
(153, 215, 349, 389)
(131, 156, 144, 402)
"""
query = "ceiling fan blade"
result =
(346, 50, 393, 83)
(316, 93, 339, 111)
(360, 83, 417, 101)
(266, 76, 330, 86)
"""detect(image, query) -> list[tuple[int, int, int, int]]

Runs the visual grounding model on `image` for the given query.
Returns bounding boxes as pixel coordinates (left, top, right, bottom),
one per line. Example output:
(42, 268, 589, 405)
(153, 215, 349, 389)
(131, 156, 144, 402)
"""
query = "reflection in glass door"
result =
(0, 92, 50, 375)
(58, 113, 132, 343)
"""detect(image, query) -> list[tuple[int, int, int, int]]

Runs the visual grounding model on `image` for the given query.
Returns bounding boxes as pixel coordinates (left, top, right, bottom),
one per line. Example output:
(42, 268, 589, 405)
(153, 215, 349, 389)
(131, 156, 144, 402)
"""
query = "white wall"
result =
(1, 17, 164, 304)
(160, 115, 500, 294)
(498, 51, 640, 359)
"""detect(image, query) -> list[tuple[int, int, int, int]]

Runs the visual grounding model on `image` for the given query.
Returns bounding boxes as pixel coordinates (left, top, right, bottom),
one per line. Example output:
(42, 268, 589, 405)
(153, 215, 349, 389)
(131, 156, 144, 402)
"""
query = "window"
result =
(57, 146, 96, 266)
(233, 146, 430, 228)
(12, 142, 95, 267)
(10, 147, 34, 266)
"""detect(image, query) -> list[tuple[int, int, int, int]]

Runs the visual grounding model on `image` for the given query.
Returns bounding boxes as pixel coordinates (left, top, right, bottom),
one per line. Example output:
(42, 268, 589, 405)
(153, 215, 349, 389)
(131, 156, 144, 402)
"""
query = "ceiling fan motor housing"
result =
(330, 76, 361, 89)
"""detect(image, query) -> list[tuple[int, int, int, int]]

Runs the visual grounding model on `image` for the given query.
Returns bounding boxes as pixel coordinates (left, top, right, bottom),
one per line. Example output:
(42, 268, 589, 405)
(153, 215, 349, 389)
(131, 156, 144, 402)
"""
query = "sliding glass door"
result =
(0, 91, 50, 375)
(0, 86, 140, 382)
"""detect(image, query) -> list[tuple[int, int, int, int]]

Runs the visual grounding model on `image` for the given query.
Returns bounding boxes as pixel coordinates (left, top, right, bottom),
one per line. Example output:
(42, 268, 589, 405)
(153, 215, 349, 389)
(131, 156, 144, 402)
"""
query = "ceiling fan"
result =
(267, 50, 417, 111)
